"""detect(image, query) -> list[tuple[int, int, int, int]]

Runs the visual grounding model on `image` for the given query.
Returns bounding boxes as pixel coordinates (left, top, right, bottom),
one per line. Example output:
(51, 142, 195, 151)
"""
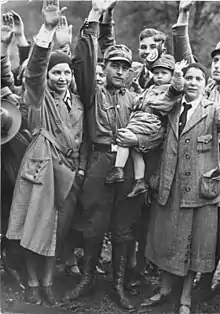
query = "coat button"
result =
(185, 138, 190, 143)
(55, 129, 61, 134)
(185, 171, 191, 176)
(55, 119, 61, 125)
(185, 187, 191, 192)
(185, 154, 190, 159)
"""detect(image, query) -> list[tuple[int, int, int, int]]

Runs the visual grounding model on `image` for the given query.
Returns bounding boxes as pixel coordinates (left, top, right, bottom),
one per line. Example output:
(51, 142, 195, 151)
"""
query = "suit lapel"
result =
(168, 99, 181, 139)
(181, 98, 211, 136)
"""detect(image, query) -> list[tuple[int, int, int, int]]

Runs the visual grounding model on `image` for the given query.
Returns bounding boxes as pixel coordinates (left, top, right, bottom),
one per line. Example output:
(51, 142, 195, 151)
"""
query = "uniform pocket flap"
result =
(199, 167, 220, 199)
(197, 134, 212, 144)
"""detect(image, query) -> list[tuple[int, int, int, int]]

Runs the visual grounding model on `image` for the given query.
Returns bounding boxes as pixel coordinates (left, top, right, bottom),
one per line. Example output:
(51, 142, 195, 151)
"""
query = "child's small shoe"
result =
(127, 178, 148, 198)
(105, 167, 125, 184)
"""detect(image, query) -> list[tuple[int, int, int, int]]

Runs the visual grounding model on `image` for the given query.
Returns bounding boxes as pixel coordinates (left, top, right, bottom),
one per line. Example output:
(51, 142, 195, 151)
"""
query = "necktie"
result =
(63, 95, 72, 112)
(179, 102, 192, 135)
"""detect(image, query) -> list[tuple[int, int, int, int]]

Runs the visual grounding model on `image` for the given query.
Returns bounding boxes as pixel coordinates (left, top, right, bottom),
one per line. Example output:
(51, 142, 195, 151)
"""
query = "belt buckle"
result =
(111, 144, 118, 152)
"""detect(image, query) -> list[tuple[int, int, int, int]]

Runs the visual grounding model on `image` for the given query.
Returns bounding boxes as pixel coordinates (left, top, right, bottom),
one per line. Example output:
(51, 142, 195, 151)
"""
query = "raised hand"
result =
(179, 0, 194, 12)
(42, 0, 67, 30)
(107, 0, 119, 11)
(10, 10, 24, 37)
(55, 16, 72, 46)
(1, 13, 14, 46)
(175, 59, 189, 72)
(92, 0, 118, 14)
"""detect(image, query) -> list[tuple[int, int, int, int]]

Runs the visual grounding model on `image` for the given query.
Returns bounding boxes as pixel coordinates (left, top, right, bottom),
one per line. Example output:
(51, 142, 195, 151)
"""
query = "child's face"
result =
(152, 67, 172, 86)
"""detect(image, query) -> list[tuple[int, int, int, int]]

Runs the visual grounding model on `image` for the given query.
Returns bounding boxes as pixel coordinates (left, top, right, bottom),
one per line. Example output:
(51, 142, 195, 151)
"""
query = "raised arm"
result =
(73, 2, 105, 109)
(98, 0, 118, 55)
(172, 0, 195, 63)
(24, 0, 66, 108)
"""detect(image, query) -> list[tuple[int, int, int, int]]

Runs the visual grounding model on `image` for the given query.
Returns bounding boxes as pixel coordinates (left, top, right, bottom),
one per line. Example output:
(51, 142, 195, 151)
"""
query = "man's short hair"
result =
(139, 28, 166, 44)
(183, 62, 208, 82)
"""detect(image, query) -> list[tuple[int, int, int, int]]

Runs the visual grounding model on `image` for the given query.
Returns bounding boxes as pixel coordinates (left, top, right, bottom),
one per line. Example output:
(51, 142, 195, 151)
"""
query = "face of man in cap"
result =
(48, 63, 72, 96)
(104, 60, 130, 88)
(184, 67, 206, 102)
(211, 53, 220, 83)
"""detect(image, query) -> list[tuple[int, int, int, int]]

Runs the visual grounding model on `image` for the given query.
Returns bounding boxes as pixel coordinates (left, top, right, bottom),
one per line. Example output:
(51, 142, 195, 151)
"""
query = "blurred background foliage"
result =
(1, 0, 220, 69)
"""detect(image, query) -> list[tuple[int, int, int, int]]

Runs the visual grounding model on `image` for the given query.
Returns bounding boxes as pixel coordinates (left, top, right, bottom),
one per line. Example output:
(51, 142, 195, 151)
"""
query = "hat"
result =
(211, 42, 220, 58)
(48, 50, 72, 72)
(151, 54, 175, 71)
(104, 45, 132, 66)
(1, 98, 22, 145)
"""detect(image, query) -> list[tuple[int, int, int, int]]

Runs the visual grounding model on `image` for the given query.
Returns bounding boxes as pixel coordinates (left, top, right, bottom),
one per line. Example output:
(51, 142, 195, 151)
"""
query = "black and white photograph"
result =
(1, 0, 220, 313)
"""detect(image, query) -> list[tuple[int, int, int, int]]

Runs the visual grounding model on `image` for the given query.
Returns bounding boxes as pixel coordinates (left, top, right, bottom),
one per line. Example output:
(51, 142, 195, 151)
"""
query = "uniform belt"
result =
(92, 142, 117, 153)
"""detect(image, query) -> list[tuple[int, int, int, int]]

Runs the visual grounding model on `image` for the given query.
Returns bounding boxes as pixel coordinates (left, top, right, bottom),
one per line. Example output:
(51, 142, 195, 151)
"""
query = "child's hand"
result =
(174, 59, 188, 73)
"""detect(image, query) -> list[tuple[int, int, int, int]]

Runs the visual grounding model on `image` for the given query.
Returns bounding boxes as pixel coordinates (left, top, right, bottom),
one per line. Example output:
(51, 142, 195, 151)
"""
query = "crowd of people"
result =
(1, 0, 220, 313)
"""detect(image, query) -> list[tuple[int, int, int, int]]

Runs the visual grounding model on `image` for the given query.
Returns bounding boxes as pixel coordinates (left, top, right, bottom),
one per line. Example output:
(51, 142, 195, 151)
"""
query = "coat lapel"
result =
(168, 99, 182, 139)
(181, 97, 212, 136)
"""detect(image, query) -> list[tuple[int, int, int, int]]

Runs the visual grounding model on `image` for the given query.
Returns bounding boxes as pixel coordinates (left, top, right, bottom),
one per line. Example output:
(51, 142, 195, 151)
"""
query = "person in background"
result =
(1, 14, 32, 287)
(96, 57, 106, 86)
(173, 0, 220, 300)
(6, 0, 86, 306)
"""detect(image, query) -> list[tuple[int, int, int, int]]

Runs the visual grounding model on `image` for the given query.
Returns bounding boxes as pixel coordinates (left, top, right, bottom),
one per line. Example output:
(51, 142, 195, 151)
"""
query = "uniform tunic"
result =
(73, 21, 155, 242)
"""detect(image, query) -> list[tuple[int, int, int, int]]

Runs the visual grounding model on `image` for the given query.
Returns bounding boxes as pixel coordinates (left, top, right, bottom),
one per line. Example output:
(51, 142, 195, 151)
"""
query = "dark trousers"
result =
(56, 183, 79, 258)
(79, 151, 143, 243)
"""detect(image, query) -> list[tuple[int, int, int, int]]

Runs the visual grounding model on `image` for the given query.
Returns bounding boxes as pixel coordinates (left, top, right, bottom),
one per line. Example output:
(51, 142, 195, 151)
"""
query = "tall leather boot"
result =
(64, 240, 102, 301)
(112, 242, 135, 312)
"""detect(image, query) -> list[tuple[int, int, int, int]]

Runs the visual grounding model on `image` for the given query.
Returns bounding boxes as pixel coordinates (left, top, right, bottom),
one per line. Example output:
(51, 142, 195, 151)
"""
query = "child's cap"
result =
(151, 54, 175, 72)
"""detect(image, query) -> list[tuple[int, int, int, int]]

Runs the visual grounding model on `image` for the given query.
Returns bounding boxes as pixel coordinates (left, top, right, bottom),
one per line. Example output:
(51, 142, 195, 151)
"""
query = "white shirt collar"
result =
(181, 95, 202, 108)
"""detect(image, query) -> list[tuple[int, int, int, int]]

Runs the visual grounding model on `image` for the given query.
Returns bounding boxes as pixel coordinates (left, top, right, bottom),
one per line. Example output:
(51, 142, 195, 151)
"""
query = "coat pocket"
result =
(197, 134, 212, 152)
(199, 167, 220, 199)
(20, 157, 50, 184)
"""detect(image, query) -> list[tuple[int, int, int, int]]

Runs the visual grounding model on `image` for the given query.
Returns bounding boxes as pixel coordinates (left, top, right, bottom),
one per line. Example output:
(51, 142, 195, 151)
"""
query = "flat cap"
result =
(151, 54, 175, 71)
(104, 44, 132, 66)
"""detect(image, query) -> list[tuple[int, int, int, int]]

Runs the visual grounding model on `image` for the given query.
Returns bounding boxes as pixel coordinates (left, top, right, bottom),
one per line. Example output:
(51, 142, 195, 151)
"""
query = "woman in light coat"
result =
(6, 0, 85, 305)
